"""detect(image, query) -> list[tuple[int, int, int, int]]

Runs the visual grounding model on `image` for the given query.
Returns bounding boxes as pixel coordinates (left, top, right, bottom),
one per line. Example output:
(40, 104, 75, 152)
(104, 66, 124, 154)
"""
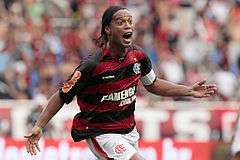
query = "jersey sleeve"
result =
(59, 67, 82, 104)
(59, 56, 97, 104)
(138, 48, 157, 86)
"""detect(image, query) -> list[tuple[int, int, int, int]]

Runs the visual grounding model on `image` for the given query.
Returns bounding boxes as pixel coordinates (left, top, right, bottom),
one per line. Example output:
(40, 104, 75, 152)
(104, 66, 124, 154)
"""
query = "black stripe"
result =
(74, 102, 135, 123)
(140, 56, 152, 76)
(71, 125, 135, 142)
(71, 128, 102, 142)
(77, 93, 103, 105)
(85, 58, 147, 87)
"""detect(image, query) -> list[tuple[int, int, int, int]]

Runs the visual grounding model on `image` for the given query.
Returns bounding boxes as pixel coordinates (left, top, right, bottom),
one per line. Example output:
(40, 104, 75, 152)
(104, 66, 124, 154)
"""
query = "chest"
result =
(84, 53, 142, 94)
(94, 52, 141, 76)
(93, 54, 141, 82)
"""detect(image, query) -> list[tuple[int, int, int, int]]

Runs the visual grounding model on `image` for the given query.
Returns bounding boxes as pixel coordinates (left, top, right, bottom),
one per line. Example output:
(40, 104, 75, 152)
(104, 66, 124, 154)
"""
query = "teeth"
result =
(123, 32, 132, 39)
(125, 32, 132, 35)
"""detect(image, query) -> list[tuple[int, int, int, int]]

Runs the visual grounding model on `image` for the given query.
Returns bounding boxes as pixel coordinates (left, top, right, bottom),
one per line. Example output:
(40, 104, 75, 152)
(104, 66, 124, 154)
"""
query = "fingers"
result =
(205, 85, 217, 94)
(26, 139, 34, 155)
(204, 91, 214, 96)
(24, 133, 33, 139)
(26, 139, 40, 155)
(25, 133, 41, 155)
(205, 84, 217, 88)
(206, 85, 217, 92)
(36, 143, 41, 152)
(193, 88, 217, 98)
(201, 88, 217, 97)
(25, 126, 42, 155)
(198, 84, 217, 93)
(31, 144, 37, 155)
(193, 82, 217, 98)
(197, 80, 206, 86)
(26, 140, 30, 154)
(29, 142, 35, 155)
(202, 94, 211, 97)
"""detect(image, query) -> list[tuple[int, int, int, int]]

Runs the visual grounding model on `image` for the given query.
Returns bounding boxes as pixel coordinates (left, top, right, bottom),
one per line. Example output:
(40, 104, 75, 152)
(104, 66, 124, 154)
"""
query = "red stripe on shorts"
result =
(91, 138, 113, 160)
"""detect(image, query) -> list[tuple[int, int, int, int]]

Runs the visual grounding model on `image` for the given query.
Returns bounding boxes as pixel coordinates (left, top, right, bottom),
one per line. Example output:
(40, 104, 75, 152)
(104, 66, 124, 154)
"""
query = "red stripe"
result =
(72, 115, 135, 131)
(91, 138, 113, 160)
(78, 100, 133, 113)
(82, 76, 139, 95)
(93, 49, 145, 76)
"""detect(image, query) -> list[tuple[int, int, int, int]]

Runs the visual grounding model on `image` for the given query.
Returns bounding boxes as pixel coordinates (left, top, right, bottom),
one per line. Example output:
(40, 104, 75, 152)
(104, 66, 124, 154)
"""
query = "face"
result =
(106, 9, 134, 48)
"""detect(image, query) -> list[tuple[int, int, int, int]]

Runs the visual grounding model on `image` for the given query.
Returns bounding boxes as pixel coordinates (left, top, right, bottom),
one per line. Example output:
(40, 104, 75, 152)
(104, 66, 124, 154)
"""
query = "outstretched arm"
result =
(144, 78, 217, 98)
(24, 68, 83, 155)
(24, 91, 64, 155)
(33, 91, 64, 129)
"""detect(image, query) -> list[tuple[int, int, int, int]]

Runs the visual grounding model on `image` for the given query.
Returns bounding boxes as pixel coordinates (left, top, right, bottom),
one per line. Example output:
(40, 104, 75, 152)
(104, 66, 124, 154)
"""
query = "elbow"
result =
(144, 84, 159, 95)
(144, 84, 153, 93)
(144, 84, 170, 96)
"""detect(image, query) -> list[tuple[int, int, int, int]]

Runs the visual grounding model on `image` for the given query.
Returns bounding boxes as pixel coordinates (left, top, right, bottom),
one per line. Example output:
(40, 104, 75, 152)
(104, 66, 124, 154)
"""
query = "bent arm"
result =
(144, 78, 193, 97)
(34, 91, 64, 129)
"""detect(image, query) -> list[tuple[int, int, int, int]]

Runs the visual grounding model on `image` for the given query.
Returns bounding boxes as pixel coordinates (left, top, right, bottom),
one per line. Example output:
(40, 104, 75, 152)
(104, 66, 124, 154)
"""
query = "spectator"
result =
(0, 0, 240, 101)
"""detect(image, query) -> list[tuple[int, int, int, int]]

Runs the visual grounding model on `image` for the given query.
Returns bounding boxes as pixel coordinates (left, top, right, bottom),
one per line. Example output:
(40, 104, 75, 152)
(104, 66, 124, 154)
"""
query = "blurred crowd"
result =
(0, 0, 240, 101)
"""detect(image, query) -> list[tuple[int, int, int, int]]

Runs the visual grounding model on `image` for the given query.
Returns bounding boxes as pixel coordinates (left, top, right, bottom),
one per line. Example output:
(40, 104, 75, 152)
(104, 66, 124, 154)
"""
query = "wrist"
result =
(33, 126, 43, 133)
(185, 86, 194, 96)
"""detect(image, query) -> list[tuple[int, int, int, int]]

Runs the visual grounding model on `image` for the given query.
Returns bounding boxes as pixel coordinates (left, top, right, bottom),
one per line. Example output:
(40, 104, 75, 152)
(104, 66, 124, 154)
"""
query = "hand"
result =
(24, 126, 42, 155)
(190, 80, 217, 98)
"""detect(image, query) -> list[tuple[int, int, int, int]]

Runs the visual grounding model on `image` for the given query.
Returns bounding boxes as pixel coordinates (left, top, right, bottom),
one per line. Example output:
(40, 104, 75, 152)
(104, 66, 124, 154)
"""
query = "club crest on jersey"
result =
(133, 62, 141, 74)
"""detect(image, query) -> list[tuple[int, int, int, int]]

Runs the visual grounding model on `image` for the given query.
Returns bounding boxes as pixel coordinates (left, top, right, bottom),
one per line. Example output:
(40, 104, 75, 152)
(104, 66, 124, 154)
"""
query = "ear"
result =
(105, 26, 111, 35)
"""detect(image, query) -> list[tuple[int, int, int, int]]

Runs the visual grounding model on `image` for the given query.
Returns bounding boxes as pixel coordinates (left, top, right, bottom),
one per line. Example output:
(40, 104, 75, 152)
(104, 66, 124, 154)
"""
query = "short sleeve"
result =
(59, 66, 86, 104)
(59, 53, 100, 104)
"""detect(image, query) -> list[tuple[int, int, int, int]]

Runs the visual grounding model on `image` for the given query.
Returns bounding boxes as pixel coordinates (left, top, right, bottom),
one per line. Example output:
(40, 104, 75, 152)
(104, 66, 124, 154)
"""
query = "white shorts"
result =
(86, 127, 140, 160)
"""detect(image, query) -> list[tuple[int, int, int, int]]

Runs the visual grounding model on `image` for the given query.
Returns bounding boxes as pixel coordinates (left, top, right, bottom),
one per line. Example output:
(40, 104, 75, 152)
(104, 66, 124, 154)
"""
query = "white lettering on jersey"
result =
(119, 95, 136, 106)
(102, 75, 115, 80)
(101, 86, 136, 106)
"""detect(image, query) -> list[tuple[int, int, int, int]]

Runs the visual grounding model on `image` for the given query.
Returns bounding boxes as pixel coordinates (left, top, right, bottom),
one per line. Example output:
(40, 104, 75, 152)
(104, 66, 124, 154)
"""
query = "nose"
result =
(124, 21, 132, 30)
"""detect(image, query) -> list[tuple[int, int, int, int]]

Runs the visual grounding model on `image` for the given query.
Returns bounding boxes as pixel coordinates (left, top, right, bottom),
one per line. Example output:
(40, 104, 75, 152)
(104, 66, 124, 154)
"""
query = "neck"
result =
(107, 42, 126, 59)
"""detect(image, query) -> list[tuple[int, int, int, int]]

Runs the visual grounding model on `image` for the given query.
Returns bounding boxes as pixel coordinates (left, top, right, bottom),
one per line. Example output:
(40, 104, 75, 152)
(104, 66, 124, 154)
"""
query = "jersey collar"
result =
(102, 47, 132, 61)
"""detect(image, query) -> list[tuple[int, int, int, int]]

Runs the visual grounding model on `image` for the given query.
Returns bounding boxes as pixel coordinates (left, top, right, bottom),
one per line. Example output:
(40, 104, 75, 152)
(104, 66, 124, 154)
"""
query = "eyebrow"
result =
(114, 15, 132, 20)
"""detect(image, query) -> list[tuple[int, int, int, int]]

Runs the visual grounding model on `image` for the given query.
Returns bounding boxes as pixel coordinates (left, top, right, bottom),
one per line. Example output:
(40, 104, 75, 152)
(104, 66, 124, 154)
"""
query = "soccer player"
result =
(25, 6, 217, 160)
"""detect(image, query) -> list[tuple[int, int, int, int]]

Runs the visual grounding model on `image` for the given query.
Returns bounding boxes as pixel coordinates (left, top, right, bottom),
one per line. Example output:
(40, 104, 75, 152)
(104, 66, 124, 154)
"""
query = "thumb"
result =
(196, 79, 206, 86)
(24, 132, 35, 138)
(24, 126, 42, 138)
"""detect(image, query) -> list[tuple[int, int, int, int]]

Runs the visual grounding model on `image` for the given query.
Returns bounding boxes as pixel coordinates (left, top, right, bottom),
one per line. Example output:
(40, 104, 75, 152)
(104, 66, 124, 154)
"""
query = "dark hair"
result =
(95, 6, 127, 47)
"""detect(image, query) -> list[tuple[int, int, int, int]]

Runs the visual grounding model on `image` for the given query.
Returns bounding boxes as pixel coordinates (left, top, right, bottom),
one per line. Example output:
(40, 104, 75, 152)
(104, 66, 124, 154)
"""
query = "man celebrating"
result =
(25, 6, 217, 160)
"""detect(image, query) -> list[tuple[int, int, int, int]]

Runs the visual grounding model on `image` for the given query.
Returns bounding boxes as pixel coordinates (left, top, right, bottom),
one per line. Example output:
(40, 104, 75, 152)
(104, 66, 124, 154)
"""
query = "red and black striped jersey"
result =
(59, 45, 156, 142)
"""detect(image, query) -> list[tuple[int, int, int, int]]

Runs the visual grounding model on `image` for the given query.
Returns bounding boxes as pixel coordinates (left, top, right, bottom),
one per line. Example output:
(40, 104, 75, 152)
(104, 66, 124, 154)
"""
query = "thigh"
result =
(87, 134, 138, 160)
(123, 127, 140, 149)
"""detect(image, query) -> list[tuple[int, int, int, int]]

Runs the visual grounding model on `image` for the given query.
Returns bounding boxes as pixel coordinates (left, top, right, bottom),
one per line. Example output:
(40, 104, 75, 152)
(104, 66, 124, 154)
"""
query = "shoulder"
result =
(77, 48, 102, 73)
(131, 44, 145, 53)
(129, 44, 148, 60)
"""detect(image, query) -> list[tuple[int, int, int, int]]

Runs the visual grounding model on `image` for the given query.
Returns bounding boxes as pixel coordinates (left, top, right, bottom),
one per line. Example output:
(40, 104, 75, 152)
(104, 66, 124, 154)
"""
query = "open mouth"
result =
(122, 32, 133, 39)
